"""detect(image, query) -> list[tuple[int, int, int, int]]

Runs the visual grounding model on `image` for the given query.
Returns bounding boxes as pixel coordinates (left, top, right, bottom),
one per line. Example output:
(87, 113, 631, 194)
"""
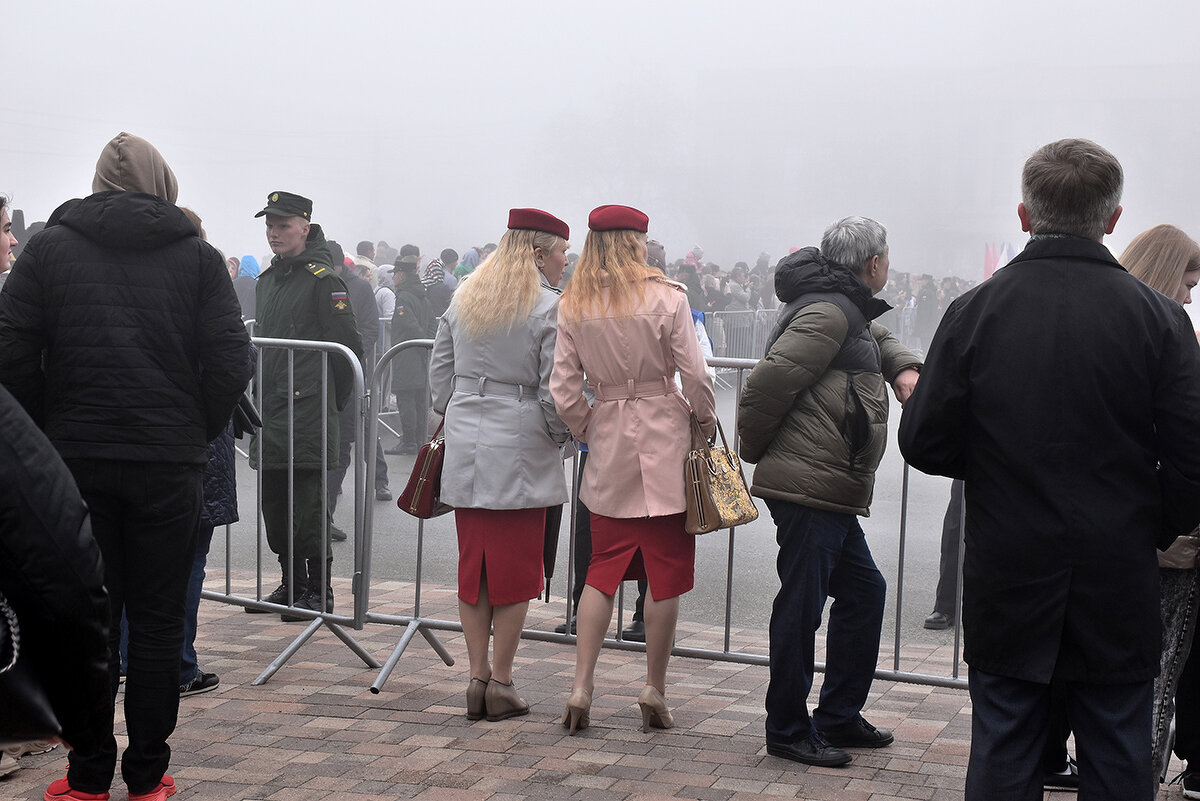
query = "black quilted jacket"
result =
(0, 191, 252, 464)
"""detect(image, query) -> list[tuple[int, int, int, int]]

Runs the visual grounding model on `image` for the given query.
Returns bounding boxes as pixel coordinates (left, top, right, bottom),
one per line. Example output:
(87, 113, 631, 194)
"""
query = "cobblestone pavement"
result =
(2, 575, 1174, 800)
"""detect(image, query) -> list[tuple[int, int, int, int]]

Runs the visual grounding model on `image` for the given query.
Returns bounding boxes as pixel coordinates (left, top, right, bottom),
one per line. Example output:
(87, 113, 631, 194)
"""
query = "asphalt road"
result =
(212, 374, 959, 653)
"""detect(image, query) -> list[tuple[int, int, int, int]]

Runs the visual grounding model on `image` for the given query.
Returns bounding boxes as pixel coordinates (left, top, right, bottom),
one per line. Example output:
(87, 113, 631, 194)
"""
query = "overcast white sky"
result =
(8, 1, 1200, 286)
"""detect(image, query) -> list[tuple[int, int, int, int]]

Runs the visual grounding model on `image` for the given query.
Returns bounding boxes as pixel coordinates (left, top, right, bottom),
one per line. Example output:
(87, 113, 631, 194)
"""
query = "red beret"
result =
(507, 208, 569, 240)
(588, 204, 649, 233)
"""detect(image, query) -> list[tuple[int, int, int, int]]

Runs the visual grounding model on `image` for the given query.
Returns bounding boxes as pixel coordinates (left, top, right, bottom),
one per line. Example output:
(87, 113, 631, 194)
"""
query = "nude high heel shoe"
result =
(466, 677, 488, 721)
(637, 685, 674, 733)
(484, 679, 529, 722)
(561, 688, 592, 735)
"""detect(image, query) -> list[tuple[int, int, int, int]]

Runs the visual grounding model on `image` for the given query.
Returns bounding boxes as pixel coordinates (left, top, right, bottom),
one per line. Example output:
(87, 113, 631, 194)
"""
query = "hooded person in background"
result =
(328, 240, 391, 527)
(0, 131, 252, 801)
(388, 254, 435, 454)
(455, 247, 482, 280)
(233, 254, 261, 320)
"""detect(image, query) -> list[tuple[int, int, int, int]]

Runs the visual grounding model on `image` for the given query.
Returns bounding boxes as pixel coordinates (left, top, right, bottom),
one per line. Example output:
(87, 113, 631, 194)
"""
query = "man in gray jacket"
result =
(738, 216, 920, 768)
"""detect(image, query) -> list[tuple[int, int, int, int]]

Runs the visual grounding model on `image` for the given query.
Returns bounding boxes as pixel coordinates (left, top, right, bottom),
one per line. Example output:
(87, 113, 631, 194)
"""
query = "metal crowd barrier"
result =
(203, 336, 381, 685)
(210, 326, 967, 692)
(355, 342, 967, 693)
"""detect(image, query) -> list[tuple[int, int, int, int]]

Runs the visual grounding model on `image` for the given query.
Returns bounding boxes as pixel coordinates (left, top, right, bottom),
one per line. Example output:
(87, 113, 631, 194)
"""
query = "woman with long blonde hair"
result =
(429, 208, 573, 722)
(551, 205, 717, 735)
(1121, 224, 1200, 788)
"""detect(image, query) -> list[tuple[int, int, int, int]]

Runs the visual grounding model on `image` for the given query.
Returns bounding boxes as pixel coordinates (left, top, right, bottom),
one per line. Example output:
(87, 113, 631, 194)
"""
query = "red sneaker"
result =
(128, 775, 177, 801)
(43, 776, 110, 801)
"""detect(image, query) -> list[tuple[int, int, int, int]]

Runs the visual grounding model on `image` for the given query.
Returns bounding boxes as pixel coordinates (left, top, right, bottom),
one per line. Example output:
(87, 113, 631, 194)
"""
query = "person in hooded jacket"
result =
(233, 254, 260, 320)
(390, 255, 436, 454)
(0, 131, 251, 801)
(737, 216, 920, 769)
(247, 192, 363, 623)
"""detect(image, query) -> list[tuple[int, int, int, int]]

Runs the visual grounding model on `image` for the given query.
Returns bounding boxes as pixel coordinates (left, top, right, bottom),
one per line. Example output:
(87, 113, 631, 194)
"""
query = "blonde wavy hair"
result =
(1120, 224, 1200, 300)
(559, 229, 663, 323)
(451, 227, 565, 339)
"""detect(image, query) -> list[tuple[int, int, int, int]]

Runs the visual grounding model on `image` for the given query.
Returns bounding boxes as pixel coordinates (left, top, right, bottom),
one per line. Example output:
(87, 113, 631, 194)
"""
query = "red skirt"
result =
(455, 507, 546, 606)
(586, 512, 695, 601)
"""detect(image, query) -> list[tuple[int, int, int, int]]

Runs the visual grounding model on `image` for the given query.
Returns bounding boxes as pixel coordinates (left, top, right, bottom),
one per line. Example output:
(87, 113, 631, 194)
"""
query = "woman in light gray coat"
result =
(429, 208, 572, 722)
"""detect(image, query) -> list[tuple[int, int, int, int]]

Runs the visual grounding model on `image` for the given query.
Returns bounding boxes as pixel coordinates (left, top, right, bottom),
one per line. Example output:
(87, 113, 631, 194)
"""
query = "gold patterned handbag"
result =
(684, 412, 759, 535)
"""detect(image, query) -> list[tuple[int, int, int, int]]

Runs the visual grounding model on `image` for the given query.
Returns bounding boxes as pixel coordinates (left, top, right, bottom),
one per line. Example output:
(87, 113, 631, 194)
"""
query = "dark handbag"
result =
(683, 412, 759, 535)
(397, 420, 453, 518)
(0, 592, 62, 746)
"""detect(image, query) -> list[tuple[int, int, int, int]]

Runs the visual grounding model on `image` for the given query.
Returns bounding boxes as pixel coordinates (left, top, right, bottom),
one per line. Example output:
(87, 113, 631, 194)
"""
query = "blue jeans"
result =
(180, 523, 216, 685)
(764, 499, 887, 743)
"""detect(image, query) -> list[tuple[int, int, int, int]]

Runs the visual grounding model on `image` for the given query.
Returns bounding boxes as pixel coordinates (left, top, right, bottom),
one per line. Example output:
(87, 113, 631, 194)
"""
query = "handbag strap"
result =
(0, 593, 18, 675)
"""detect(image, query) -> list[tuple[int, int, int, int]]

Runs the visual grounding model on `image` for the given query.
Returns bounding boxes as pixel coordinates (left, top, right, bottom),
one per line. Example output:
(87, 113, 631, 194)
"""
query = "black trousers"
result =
(1176, 638, 1200, 767)
(395, 387, 429, 448)
(65, 459, 201, 796)
(932, 479, 964, 616)
(966, 668, 1153, 801)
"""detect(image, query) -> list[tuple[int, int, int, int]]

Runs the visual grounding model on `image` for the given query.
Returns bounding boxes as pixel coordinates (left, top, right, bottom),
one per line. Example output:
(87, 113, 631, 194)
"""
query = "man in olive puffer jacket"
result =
(738, 216, 920, 769)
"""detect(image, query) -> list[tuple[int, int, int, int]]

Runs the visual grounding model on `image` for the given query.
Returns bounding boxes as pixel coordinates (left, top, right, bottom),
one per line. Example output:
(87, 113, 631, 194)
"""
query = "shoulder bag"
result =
(684, 412, 759, 534)
(397, 420, 453, 519)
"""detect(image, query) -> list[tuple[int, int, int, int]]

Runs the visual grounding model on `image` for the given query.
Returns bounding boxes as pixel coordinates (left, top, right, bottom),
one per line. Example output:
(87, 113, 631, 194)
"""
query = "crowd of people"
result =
(3, 133, 1200, 801)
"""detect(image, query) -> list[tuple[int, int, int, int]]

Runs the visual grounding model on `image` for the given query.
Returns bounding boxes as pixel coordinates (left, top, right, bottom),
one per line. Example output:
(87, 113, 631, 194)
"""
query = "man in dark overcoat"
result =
(899, 138, 1200, 801)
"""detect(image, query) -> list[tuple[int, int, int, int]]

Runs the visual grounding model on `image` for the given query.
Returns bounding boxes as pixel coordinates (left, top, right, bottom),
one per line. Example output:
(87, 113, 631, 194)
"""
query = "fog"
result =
(8, 1, 1200, 289)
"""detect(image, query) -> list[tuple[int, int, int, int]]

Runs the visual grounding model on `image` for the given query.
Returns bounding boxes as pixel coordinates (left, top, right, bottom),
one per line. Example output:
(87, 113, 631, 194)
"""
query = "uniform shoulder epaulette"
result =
(305, 262, 335, 278)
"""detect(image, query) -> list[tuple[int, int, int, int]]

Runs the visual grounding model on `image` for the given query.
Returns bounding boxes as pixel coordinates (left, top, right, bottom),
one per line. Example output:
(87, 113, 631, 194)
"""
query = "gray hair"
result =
(1021, 138, 1123, 241)
(821, 216, 888, 273)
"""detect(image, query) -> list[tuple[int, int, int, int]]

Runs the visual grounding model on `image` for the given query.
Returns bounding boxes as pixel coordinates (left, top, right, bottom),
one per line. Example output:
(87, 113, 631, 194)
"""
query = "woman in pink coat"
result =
(551, 205, 717, 735)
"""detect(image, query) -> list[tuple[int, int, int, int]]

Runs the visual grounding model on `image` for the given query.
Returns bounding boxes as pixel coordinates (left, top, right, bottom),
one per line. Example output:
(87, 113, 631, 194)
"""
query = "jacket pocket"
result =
(840, 374, 871, 469)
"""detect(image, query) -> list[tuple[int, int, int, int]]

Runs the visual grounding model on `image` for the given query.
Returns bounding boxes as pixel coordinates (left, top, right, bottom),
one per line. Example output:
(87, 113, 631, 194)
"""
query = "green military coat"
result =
(250, 224, 364, 470)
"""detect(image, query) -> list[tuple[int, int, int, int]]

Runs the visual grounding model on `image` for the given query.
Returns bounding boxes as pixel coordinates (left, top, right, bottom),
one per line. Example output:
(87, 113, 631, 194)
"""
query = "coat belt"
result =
(454, 375, 538, 401)
(590, 376, 675, 401)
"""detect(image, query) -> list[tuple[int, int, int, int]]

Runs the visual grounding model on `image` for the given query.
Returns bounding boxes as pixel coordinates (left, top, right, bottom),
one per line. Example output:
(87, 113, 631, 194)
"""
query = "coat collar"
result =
(1009, 235, 1125, 272)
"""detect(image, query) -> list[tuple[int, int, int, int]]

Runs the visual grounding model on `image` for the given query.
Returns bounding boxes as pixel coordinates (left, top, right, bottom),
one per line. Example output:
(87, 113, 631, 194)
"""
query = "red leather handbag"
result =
(396, 420, 453, 518)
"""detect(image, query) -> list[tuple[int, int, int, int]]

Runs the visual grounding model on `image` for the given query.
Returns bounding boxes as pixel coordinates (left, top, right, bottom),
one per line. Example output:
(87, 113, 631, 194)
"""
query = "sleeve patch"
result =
(395, 305, 405, 316)
(331, 291, 350, 312)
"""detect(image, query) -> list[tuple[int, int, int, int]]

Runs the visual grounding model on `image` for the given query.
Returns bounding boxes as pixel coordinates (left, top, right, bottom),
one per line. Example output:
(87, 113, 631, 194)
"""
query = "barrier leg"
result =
(419, 625, 455, 665)
(252, 618, 324, 685)
(324, 620, 382, 668)
(370, 621, 420, 693)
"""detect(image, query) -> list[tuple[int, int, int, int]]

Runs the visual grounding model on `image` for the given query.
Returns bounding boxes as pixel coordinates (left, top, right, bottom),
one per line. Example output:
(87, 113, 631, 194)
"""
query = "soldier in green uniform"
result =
(247, 191, 363, 620)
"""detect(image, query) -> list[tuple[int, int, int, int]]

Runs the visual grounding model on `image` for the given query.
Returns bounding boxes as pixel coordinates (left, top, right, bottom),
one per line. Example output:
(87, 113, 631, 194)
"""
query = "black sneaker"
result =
(180, 672, 220, 697)
(766, 733, 852, 767)
(330, 525, 348, 542)
(819, 716, 895, 748)
(1182, 769, 1200, 800)
(245, 582, 292, 613)
(554, 617, 577, 635)
(280, 588, 333, 622)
